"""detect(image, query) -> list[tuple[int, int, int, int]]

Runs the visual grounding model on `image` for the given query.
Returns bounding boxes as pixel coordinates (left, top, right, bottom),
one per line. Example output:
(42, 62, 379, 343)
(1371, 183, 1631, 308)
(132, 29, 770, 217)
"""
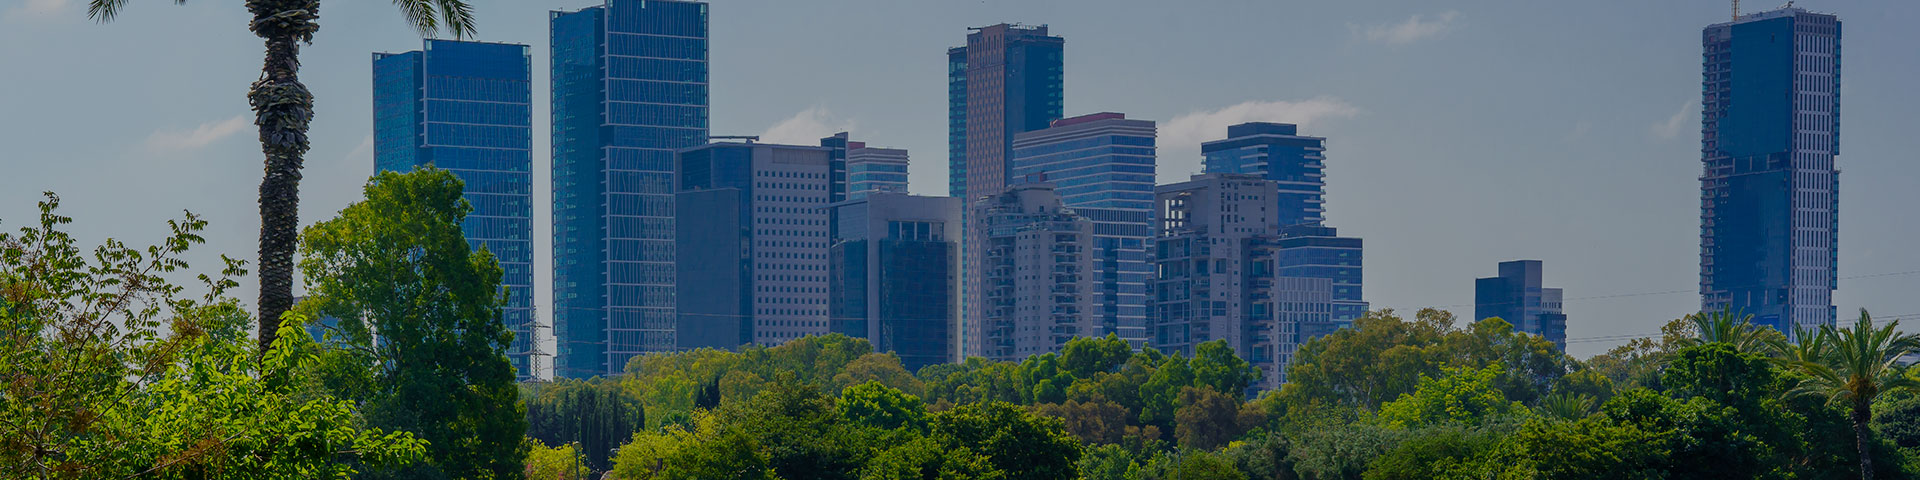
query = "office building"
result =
(947, 23, 1065, 200)
(1010, 112, 1155, 346)
(1700, 7, 1841, 335)
(372, 39, 537, 379)
(551, 0, 709, 377)
(846, 144, 910, 200)
(829, 193, 962, 371)
(675, 142, 833, 350)
(1475, 260, 1568, 350)
(1201, 122, 1326, 228)
(967, 184, 1098, 361)
(1273, 225, 1367, 328)
(1153, 174, 1335, 390)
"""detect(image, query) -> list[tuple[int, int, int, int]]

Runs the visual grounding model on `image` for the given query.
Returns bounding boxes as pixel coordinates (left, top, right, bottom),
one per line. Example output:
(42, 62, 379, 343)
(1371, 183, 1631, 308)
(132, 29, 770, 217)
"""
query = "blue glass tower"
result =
(1202, 122, 1326, 228)
(948, 23, 1064, 201)
(552, 0, 709, 378)
(1010, 112, 1154, 346)
(1475, 260, 1567, 350)
(372, 39, 535, 379)
(1700, 7, 1840, 336)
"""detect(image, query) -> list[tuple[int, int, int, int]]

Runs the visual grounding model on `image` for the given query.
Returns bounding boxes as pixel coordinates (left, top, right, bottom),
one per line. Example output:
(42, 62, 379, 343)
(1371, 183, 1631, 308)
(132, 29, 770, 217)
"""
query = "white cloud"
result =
(6, 0, 71, 20)
(142, 114, 252, 152)
(1158, 97, 1361, 180)
(757, 106, 854, 145)
(1651, 99, 1699, 139)
(1358, 11, 1460, 45)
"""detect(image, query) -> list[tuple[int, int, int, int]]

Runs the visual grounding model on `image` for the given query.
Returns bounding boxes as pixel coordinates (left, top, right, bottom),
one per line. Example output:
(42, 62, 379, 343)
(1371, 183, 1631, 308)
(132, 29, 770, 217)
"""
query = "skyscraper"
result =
(1153, 174, 1334, 390)
(967, 184, 1098, 361)
(1201, 122, 1366, 326)
(372, 39, 536, 379)
(948, 23, 1065, 201)
(1011, 112, 1155, 346)
(1700, 7, 1841, 336)
(1475, 260, 1567, 350)
(829, 193, 962, 371)
(675, 142, 833, 350)
(845, 143, 910, 200)
(1202, 122, 1326, 228)
(551, 0, 709, 378)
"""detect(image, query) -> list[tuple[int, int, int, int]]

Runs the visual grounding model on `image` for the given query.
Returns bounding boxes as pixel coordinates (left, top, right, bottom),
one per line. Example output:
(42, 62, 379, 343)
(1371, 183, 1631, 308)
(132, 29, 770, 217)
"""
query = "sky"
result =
(3, 0, 1918, 360)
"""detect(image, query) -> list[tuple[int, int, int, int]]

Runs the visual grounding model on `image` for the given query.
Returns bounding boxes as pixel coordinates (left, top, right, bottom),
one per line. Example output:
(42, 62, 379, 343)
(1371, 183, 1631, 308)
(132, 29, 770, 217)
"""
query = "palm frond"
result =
(391, 0, 477, 39)
(88, 0, 187, 23)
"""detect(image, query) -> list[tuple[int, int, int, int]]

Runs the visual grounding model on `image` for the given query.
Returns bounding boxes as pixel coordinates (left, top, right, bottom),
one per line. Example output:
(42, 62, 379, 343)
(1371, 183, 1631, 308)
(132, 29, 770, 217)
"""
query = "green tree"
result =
(0, 194, 424, 478)
(87, 0, 478, 353)
(1782, 310, 1920, 479)
(931, 401, 1083, 480)
(525, 439, 590, 480)
(1875, 393, 1920, 450)
(1376, 363, 1521, 429)
(1191, 340, 1258, 395)
(1140, 354, 1194, 427)
(1676, 307, 1782, 353)
(1135, 450, 1246, 480)
(1034, 399, 1131, 445)
(527, 377, 645, 472)
(1174, 386, 1247, 450)
(1362, 425, 1499, 480)
(297, 169, 526, 479)
(862, 437, 1004, 480)
(1061, 334, 1134, 378)
(839, 381, 928, 432)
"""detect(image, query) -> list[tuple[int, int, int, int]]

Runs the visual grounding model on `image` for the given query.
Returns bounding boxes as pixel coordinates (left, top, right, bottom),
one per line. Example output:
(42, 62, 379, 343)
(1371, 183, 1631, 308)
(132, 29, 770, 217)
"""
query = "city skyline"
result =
(7, 1, 1920, 361)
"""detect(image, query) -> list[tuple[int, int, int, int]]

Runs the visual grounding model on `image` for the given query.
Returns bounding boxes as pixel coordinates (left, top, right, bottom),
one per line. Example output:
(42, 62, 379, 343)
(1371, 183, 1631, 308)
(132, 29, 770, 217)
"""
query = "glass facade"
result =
(1273, 225, 1367, 327)
(829, 194, 961, 371)
(1700, 7, 1840, 336)
(552, 0, 709, 378)
(372, 39, 536, 380)
(1010, 113, 1154, 346)
(1474, 260, 1567, 350)
(1201, 122, 1327, 228)
(948, 24, 1065, 203)
(676, 143, 833, 350)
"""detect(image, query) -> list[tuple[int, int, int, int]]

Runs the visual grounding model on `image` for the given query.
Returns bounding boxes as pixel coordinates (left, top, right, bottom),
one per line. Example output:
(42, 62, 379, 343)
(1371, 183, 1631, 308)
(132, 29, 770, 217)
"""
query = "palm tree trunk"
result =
(246, 0, 320, 353)
(1854, 397, 1875, 480)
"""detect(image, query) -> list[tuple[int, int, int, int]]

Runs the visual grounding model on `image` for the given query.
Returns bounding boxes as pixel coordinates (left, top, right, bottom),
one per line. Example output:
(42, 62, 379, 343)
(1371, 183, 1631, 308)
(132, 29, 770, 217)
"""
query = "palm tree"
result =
(1783, 310, 1920, 479)
(1676, 307, 1774, 353)
(87, 0, 475, 352)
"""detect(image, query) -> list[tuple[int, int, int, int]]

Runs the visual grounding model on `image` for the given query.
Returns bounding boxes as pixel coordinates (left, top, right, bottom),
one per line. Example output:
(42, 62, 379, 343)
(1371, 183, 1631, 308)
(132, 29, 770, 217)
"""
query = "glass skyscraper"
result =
(1475, 260, 1567, 350)
(829, 193, 962, 371)
(1699, 7, 1840, 336)
(948, 23, 1065, 201)
(675, 142, 833, 350)
(552, 0, 709, 378)
(372, 39, 536, 379)
(1201, 122, 1366, 327)
(1010, 112, 1154, 346)
(1202, 122, 1327, 228)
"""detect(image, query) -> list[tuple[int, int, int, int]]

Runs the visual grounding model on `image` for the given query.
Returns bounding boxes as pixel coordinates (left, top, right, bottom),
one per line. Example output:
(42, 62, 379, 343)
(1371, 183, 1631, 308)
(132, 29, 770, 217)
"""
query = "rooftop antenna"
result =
(1732, 0, 1740, 20)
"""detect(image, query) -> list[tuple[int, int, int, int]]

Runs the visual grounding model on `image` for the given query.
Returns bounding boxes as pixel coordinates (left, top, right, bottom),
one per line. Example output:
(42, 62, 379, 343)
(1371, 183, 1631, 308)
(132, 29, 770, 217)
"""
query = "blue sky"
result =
(2, 0, 1916, 358)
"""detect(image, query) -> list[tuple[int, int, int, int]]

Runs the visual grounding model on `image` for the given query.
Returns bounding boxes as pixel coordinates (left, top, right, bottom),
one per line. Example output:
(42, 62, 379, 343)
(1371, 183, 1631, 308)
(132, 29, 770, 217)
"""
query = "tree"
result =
(1676, 308, 1782, 353)
(1782, 310, 1920, 479)
(1191, 340, 1258, 395)
(839, 381, 928, 432)
(0, 194, 424, 478)
(862, 437, 1003, 480)
(1174, 387, 1247, 450)
(1061, 334, 1134, 378)
(931, 401, 1083, 480)
(1376, 363, 1521, 429)
(527, 377, 645, 472)
(87, 0, 479, 354)
(1134, 450, 1246, 480)
(1362, 425, 1499, 480)
(1034, 399, 1131, 445)
(525, 439, 590, 480)
(1140, 354, 1194, 427)
(297, 169, 526, 479)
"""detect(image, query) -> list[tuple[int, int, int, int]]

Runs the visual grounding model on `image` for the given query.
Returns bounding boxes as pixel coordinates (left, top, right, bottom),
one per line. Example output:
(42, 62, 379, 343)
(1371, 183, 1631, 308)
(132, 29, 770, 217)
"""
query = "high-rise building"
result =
(967, 184, 1098, 361)
(1202, 122, 1326, 228)
(1200, 122, 1366, 326)
(1273, 225, 1367, 328)
(372, 39, 537, 379)
(1700, 7, 1840, 336)
(829, 193, 962, 371)
(551, 0, 709, 378)
(675, 142, 833, 350)
(1153, 174, 1335, 390)
(948, 24, 1065, 200)
(1011, 112, 1155, 346)
(1475, 260, 1567, 350)
(846, 144, 910, 200)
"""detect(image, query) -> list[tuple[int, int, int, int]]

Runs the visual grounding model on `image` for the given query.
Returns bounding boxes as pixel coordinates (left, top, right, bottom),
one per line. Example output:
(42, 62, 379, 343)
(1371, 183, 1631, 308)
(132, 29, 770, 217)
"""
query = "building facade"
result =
(829, 193, 962, 371)
(1200, 122, 1366, 327)
(1201, 122, 1327, 228)
(947, 23, 1065, 200)
(551, 0, 709, 377)
(675, 142, 833, 350)
(1010, 112, 1155, 346)
(372, 39, 537, 379)
(845, 143, 910, 200)
(966, 184, 1098, 361)
(1475, 260, 1567, 350)
(1700, 7, 1841, 336)
(1153, 174, 1335, 390)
